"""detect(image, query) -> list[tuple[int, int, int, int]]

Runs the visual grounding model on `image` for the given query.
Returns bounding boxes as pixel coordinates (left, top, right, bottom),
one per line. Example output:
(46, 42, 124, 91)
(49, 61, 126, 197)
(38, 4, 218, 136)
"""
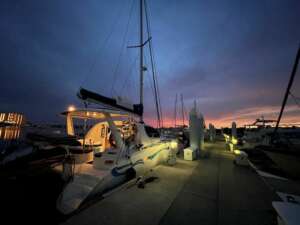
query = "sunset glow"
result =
(145, 104, 300, 128)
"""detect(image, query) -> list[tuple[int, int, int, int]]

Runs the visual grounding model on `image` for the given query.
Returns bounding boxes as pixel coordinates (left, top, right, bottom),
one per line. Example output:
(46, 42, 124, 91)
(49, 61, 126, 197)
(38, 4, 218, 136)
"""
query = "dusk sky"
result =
(1, 0, 300, 127)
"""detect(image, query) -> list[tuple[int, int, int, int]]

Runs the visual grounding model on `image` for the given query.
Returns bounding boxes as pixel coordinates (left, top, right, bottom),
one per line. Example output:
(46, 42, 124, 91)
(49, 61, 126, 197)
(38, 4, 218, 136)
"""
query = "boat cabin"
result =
(62, 108, 137, 153)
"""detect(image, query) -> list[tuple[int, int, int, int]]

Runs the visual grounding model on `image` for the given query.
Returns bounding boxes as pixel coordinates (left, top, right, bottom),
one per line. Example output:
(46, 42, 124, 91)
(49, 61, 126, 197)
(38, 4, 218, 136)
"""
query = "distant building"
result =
(0, 112, 25, 126)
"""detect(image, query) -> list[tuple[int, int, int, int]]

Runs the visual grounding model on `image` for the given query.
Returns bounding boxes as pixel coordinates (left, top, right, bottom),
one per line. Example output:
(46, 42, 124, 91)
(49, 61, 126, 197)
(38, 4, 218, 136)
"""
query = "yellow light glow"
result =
(0, 113, 5, 122)
(171, 141, 178, 149)
(234, 149, 241, 155)
(231, 137, 238, 145)
(223, 134, 230, 143)
(68, 105, 76, 112)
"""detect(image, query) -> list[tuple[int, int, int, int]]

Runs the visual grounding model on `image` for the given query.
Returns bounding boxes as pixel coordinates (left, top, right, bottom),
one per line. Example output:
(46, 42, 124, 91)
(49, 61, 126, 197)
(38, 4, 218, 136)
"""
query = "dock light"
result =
(223, 134, 230, 143)
(171, 140, 178, 149)
(68, 105, 76, 112)
(234, 149, 241, 155)
(232, 137, 238, 145)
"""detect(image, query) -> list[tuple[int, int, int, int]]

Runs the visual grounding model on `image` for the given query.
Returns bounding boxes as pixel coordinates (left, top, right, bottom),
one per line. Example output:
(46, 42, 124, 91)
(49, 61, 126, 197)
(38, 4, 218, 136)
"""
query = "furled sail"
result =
(78, 88, 143, 116)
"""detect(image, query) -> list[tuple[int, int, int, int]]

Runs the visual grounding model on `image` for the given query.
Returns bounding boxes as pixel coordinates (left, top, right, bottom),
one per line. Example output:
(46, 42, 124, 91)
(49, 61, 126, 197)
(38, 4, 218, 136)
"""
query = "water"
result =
(0, 126, 23, 153)
(0, 125, 67, 224)
(0, 169, 66, 224)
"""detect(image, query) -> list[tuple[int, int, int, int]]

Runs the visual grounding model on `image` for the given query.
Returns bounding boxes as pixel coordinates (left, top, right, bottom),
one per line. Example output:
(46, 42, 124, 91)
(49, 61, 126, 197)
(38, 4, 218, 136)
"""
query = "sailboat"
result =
(56, 0, 178, 215)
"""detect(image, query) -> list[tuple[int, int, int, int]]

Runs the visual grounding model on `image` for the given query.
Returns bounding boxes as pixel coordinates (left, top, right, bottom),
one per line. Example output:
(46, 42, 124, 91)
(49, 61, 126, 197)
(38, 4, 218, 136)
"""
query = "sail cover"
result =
(78, 88, 143, 116)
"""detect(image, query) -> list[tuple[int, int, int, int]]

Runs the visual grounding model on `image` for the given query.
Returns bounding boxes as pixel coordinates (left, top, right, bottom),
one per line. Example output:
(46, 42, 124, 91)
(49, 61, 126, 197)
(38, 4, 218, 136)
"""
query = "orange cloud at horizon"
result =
(144, 105, 300, 128)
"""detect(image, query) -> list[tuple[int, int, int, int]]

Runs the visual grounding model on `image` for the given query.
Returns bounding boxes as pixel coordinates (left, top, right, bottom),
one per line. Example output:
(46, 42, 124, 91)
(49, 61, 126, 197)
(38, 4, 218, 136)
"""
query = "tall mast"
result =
(181, 93, 185, 126)
(139, 0, 144, 122)
(174, 93, 177, 127)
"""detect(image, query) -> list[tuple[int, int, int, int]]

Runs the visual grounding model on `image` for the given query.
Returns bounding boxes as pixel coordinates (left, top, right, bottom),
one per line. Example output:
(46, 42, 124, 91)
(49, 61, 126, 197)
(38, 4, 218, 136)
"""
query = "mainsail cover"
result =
(78, 88, 143, 116)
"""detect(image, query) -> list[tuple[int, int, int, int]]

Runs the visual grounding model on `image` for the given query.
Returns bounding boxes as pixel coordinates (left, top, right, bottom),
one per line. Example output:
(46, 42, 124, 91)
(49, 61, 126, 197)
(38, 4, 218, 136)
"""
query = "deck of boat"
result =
(62, 141, 280, 225)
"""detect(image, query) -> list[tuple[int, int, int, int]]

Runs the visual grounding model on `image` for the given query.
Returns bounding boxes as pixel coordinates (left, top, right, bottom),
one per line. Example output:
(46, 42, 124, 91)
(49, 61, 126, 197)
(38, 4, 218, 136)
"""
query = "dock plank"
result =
(159, 143, 277, 225)
(62, 142, 277, 225)
(62, 159, 198, 225)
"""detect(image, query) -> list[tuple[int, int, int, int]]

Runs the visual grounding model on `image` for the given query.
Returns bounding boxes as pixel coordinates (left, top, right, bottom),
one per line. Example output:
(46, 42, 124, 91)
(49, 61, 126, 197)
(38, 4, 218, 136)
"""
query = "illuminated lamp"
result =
(68, 105, 76, 112)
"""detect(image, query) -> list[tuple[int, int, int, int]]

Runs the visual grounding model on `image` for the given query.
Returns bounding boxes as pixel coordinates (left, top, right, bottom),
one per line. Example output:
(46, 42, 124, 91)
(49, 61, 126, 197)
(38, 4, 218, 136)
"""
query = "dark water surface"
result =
(0, 170, 66, 224)
(0, 126, 66, 224)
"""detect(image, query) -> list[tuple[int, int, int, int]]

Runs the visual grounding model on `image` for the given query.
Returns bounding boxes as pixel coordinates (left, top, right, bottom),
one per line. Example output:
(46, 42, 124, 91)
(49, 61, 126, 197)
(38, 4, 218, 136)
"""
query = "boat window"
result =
(101, 125, 106, 138)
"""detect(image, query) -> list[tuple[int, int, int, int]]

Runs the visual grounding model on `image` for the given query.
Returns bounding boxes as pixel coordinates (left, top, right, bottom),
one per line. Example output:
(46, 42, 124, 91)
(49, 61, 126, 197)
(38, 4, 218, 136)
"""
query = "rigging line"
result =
(290, 92, 300, 101)
(144, 0, 162, 128)
(148, 58, 161, 128)
(155, 71, 163, 127)
(152, 60, 163, 126)
(120, 54, 139, 95)
(143, 40, 160, 127)
(145, 0, 163, 126)
(120, 43, 138, 95)
(144, 54, 156, 100)
(121, 65, 134, 102)
(146, 76, 159, 127)
(144, 54, 160, 128)
(130, 59, 139, 101)
(274, 45, 300, 133)
(145, 69, 159, 126)
(127, 73, 134, 101)
(80, 0, 127, 87)
(142, 50, 159, 127)
(146, 2, 163, 128)
(289, 92, 300, 108)
(110, 0, 135, 96)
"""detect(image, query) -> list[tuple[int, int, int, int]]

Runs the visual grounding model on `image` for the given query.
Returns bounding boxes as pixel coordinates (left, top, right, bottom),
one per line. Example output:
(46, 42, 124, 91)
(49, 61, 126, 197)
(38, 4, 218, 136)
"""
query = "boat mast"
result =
(174, 93, 178, 127)
(139, 0, 144, 122)
(181, 93, 185, 126)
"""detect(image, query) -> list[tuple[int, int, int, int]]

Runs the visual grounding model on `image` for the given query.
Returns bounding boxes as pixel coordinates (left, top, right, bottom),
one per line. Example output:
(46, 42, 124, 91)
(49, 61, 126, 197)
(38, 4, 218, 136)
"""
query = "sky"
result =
(0, 0, 300, 128)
